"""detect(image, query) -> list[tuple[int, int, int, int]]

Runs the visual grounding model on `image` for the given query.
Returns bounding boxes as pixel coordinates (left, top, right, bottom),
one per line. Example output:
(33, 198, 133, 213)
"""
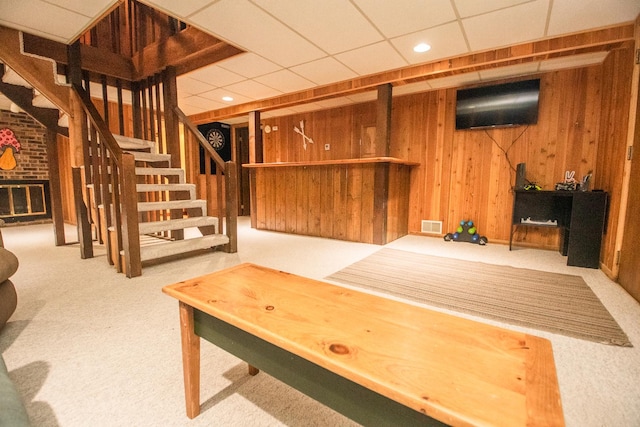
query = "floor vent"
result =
(421, 220, 443, 235)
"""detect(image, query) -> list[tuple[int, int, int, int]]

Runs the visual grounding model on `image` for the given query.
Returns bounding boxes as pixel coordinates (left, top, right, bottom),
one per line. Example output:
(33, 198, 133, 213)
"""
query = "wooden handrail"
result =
(73, 84, 125, 164)
(173, 105, 237, 253)
(173, 106, 226, 171)
(72, 83, 141, 277)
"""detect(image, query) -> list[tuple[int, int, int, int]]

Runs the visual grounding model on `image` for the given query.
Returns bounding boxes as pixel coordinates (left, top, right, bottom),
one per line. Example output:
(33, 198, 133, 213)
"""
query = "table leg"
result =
(179, 302, 201, 418)
(248, 364, 260, 376)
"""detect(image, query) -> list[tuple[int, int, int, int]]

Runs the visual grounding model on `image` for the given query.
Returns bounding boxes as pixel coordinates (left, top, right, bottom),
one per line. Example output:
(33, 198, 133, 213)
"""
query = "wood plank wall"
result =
(258, 47, 634, 274)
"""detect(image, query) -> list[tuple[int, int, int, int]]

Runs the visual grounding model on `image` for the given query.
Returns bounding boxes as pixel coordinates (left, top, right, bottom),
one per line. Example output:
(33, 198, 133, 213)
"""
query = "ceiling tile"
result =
(48, 0, 118, 18)
(254, 69, 315, 93)
(0, 0, 94, 43)
(180, 95, 227, 110)
(334, 41, 408, 76)
(199, 88, 252, 105)
(185, 65, 245, 87)
(354, 0, 457, 38)
(177, 76, 217, 96)
(178, 103, 207, 116)
(290, 57, 358, 85)
(140, 0, 213, 18)
(391, 21, 469, 65)
(216, 53, 282, 79)
(222, 79, 282, 100)
(189, 0, 325, 67)
(454, 0, 533, 18)
(253, 0, 383, 54)
(547, 0, 640, 36)
(462, 0, 549, 51)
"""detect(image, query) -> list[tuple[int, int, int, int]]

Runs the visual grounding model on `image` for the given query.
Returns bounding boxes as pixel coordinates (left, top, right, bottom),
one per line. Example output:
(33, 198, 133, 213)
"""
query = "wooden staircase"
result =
(99, 135, 230, 268)
(0, 21, 239, 278)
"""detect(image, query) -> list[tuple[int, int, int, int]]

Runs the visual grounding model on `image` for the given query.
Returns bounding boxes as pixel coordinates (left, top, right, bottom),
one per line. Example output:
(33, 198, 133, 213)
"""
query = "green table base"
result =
(194, 309, 447, 427)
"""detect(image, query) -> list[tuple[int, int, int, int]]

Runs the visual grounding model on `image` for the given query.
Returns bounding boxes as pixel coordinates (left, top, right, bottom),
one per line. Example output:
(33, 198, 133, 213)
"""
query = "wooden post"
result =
(120, 153, 142, 278)
(248, 111, 262, 228)
(47, 130, 66, 246)
(72, 167, 93, 259)
(376, 83, 392, 157)
(225, 162, 238, 253)
(248, 111, 263, 164)
(178, 302, 201, 419)
(162, 67, 184, 240)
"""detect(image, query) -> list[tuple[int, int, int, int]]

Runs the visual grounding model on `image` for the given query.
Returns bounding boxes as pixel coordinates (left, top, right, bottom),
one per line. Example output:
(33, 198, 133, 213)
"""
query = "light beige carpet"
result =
(326, 248, 631, 347)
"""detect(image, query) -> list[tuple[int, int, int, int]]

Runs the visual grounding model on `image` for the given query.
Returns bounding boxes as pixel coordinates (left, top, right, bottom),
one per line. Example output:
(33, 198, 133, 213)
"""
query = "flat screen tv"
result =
(455, 79, 540, 130)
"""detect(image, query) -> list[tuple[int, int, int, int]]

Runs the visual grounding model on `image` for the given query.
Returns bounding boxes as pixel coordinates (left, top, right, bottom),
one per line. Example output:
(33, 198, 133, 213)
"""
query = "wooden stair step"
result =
(113, 134, 155, 150)
(135, 167, 185, 183)
(139, 216, 219, 234)
(127, 151, 171, 164)
(136, 183, 196, 198)
(137, 199, 206, 213)
(135, 234, 230, 262)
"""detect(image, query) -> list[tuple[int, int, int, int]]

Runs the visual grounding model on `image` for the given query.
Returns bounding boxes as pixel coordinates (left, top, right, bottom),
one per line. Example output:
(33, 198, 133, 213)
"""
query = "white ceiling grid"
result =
(0, 0, 638, 119)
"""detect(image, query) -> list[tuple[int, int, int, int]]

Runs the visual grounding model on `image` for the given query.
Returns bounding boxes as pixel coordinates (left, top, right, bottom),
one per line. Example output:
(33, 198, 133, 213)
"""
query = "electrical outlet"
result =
(324, 144, 330, 151)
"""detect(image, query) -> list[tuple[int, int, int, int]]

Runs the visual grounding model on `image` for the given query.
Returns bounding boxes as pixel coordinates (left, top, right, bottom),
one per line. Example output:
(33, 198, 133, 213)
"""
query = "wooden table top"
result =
(163, 263, 564, 427)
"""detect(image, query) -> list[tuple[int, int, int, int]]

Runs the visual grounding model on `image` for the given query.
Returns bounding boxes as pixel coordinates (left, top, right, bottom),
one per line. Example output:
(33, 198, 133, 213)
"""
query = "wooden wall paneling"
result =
(274, 168, 287, 232)
(372, 163, 390, 244)
(307, 166, 322, 236)
(346, 164, 363, 242)
(265, 167, 276, 231)
(333, 166, 348, 240)
(386, 164, 400, 242)
(284, 168, 297, 233)
(254, 169, 266, 229)
(597, 47, 635, 274)
(295, 167, 309, 235)
(359, 165, 375, 243)
(319, 167, 334, 238)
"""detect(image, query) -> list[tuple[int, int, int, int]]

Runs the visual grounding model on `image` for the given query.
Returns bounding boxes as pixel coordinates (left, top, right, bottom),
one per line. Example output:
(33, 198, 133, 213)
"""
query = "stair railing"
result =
(72, 84, 142, 277)
(173, 106, 238, 253)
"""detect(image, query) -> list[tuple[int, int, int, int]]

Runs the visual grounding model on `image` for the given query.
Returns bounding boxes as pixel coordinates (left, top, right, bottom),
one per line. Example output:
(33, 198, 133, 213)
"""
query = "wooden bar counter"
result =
(244, 157, 418, 244)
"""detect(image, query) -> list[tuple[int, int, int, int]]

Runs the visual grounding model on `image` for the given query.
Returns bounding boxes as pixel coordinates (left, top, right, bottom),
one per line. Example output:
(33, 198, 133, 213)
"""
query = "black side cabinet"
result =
(565, 191, 608, 268)
(510, 190, 607, 268)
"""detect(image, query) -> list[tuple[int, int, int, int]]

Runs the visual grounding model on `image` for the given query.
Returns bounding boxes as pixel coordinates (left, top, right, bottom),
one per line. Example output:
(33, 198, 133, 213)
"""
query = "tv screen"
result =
(455, 79, 540, 130)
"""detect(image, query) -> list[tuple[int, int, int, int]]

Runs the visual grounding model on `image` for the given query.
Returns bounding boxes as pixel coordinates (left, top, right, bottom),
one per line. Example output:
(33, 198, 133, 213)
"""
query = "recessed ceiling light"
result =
(222, 96, 234, 102)
(413, 43, 431, 53)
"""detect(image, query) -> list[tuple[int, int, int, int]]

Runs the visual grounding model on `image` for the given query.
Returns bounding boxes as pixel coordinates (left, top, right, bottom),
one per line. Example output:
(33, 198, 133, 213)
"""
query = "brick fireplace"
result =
(0, 109, 51, 224)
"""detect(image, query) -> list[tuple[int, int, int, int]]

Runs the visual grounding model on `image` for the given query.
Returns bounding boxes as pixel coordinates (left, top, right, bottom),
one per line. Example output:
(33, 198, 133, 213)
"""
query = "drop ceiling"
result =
(0, 0, 639, 122)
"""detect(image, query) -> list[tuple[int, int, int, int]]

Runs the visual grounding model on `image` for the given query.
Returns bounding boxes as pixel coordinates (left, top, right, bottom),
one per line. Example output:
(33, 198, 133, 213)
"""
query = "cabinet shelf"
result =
(510, 190, 607, 268)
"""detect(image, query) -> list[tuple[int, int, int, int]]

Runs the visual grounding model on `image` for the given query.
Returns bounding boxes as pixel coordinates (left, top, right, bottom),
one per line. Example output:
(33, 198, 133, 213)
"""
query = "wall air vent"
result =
(421, 220, 443, 235)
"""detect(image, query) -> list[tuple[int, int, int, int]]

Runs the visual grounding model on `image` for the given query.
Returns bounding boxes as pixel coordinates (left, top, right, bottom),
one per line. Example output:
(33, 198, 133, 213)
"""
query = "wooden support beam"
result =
(47, 130, 66, 246)
(132, 26, 243, 79)
(0, 25, 70, 114)
(21, 32, 135, 81)
(248, 111, 263, 164)
(375, 84, 392, 157)
(72, 167, 93, 259)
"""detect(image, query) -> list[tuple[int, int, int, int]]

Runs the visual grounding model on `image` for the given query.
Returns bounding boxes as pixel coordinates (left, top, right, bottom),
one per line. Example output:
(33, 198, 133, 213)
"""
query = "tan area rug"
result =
(326, 248, 631, 347)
